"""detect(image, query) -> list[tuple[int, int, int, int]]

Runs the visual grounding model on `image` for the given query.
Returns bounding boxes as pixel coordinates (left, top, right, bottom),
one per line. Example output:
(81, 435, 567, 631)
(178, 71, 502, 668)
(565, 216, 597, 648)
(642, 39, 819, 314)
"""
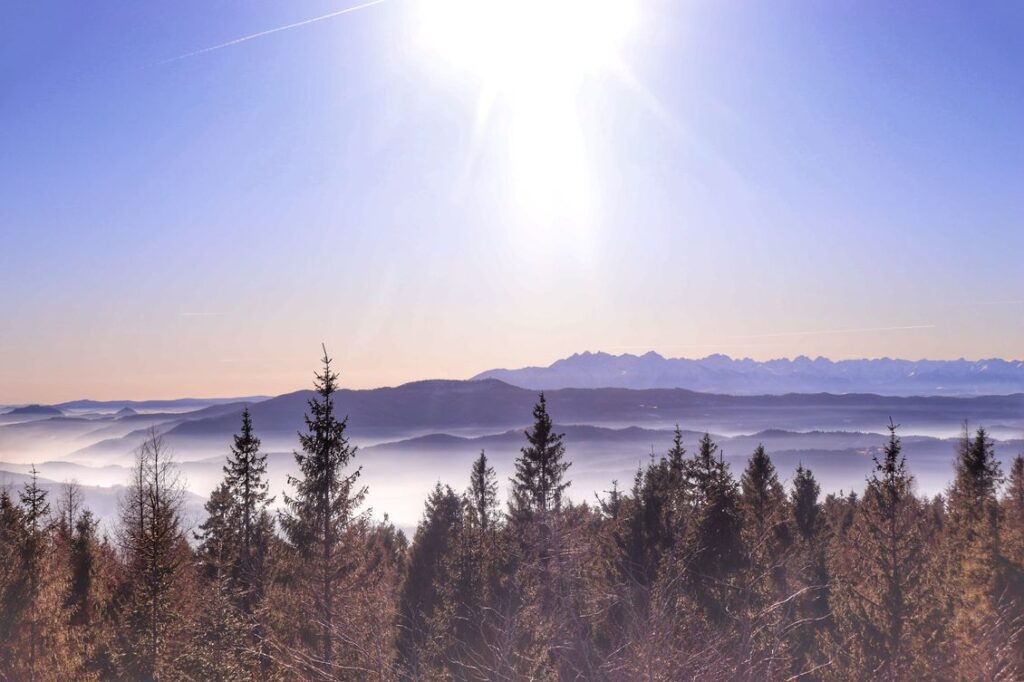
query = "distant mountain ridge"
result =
(473, 352, 1024, 396)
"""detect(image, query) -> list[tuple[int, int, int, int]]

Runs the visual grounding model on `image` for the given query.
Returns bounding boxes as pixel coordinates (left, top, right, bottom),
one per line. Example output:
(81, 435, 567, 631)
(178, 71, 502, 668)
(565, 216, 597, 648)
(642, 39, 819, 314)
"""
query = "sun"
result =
(417, 0, 639, 230)
(419, 0, 636, 95)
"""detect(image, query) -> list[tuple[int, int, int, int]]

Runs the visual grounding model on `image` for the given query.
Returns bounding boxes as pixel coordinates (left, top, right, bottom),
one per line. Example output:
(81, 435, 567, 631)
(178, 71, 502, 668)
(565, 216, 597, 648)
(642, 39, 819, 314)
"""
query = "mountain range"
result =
(473, 352, 1024, 396)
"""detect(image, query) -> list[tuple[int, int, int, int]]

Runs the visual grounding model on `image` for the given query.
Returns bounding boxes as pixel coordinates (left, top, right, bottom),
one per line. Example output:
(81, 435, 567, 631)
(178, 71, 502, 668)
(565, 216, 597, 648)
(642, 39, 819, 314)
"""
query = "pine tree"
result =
(791, 464, 821, 543)
(0, 489, 30, 674)
(397, 482, 462, 676)
(826, 421, 933, 680)
(428, 454, 507, 677)
(195, 482, 236, 579)
(944, 424, 1012, 677)
(67, 509, 99, 628)
(280, 346, 366, 676)
(1002, 455, 1024, 568)
(20, 464, 50, 678)
(685, 433, 744, 623)
(223, 406, 273, 604)
(788, 464, 829, 679)
(511, 393, 571, 518)
(736, 445, 793, 676)
(740, 444, 790, 573)
(468, 450, 499, 532)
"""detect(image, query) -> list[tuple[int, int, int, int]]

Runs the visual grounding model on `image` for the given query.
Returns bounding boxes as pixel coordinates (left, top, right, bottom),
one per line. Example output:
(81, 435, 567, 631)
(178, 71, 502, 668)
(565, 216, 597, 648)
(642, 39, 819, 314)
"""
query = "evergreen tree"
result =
(0, 489, 30, 673)
(20, 464, 50, 677)
(791, 463, 821, 543)
(428, 454, 508, 677)
(280, 346, 366, 676)
(511, 393, 570, 517)
(1002, 455, 1024, 568)
(223, 406, 273, 600)
(685, 433, 744, 623)
(788, 464, 829, 679)
(739, 444, 790, 572)
(826, 421, 934, 680)
(67, 509, 99, 627)
(944, 424, 1011, 677)
(467, 450, 499, 531)
(195, 481, 236, 579)
(736, 445, 792, 676)
(397, 482, 462, 676)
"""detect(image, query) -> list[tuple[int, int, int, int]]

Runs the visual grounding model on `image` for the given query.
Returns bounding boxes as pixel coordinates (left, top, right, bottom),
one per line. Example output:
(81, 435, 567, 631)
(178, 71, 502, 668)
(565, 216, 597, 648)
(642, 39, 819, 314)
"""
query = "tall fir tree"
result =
(685, 434, 745, 623)
(280, 346, 366, 676)
(0, 490, 29, 673)
(397, 482, 462, 676)
(739, 444, 791, 573)
(944, 424, 1012, 677)
(223, 407, 273, 592)
(467, 450, 499, 532)
(67, 509, 99, 628)
(1002, 455, 1024, 568)
(511, 393, 571, 518)
(791, 464, 822, 543)
(20, 464, 50, 678)
(195, 482, 236, 579)
(826, 421, 935, 680)
(788, 464, 829, 679)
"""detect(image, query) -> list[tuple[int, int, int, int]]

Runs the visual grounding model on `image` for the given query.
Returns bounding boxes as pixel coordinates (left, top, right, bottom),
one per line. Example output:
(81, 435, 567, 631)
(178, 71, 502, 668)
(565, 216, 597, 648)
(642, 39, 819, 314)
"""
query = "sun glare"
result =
(418, 0, 639, 231)
(420, 0, 636, 94)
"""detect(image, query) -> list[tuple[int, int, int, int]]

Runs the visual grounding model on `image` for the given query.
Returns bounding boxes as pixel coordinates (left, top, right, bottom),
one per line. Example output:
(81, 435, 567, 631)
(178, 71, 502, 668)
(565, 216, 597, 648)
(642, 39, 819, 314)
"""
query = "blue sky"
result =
(1, 0, 1022, 402)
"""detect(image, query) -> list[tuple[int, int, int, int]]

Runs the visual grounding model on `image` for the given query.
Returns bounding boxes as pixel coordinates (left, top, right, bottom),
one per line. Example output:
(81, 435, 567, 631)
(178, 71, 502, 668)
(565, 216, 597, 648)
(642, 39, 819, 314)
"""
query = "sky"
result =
(1, 0, 1022, 403)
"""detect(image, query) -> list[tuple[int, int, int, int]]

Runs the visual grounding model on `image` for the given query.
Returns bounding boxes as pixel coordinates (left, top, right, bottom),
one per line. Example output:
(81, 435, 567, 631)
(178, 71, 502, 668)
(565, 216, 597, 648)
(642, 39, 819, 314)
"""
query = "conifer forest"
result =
(1, 351, 1022, 681)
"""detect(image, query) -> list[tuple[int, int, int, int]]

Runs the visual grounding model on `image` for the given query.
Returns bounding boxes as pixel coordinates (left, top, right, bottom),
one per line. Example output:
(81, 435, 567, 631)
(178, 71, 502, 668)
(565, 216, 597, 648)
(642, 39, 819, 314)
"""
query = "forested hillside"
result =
(2, 351, 1023, 680)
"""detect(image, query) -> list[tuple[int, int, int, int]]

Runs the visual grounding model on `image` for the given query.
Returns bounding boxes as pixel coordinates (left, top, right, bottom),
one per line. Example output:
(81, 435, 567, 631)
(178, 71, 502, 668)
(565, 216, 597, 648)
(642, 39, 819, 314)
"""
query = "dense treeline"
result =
(2, 351, 1023, 680)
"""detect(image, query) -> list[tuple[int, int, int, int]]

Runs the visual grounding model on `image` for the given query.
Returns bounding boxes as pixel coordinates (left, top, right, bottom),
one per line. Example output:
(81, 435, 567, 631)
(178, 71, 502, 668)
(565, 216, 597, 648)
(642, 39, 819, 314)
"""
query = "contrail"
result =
(161, 0, 389, 65)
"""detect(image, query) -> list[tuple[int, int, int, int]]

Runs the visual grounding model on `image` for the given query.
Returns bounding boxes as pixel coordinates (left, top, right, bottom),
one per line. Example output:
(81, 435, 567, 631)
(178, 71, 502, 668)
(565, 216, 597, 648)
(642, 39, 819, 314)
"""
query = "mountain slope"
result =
(473, 351, 1024, 395)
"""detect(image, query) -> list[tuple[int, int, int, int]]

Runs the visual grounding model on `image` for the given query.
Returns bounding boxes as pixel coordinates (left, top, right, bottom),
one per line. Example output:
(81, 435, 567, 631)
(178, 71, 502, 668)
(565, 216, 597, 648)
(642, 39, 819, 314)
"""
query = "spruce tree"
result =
(827, 421, 932, 679)
(468, 450, 499, 532)
(511, 393, 570, 517)
(280, 346, 366, 675)
(20, 464, 50, 677)
(945, 425, 1009, 676)
(740, 444, 790, 566)
(737, 444, 792, 675)
(0, 490, 29, 672)
(1002, 455, 1024, 568)
(67, 509, 99, 628)
(224, 407, 273, 585)
(397, 483, 462, 675)
(791, 464, 821, 542)
(686, 434, 744, 623)
(788, 464, 828, 679)
(195, 482, 236, 579)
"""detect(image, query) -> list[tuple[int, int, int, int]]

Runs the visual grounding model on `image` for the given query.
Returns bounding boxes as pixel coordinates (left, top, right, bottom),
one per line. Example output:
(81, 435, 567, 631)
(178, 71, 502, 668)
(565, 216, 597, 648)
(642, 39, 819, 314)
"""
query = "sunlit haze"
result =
(2, 1, 1022, 403)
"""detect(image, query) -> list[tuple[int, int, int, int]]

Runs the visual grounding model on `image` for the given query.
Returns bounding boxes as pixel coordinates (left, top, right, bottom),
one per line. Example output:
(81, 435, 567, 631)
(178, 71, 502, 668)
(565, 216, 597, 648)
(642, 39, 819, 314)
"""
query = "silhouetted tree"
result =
(826, 421, 936, 680)
(511, 393, 570, 518)
(279, 346, 366, 677)
(397, 482, 462, 676)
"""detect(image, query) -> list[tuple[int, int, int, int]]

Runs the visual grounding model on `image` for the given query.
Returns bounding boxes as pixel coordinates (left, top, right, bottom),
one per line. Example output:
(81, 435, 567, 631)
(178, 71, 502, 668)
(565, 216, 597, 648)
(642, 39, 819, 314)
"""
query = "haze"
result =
(2, 1, 1023, 404)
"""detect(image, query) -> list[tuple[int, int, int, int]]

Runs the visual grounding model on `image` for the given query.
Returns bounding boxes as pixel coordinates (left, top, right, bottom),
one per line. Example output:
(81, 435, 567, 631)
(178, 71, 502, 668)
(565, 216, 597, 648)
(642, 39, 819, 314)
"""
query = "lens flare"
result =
(418, 0, 639, 231)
